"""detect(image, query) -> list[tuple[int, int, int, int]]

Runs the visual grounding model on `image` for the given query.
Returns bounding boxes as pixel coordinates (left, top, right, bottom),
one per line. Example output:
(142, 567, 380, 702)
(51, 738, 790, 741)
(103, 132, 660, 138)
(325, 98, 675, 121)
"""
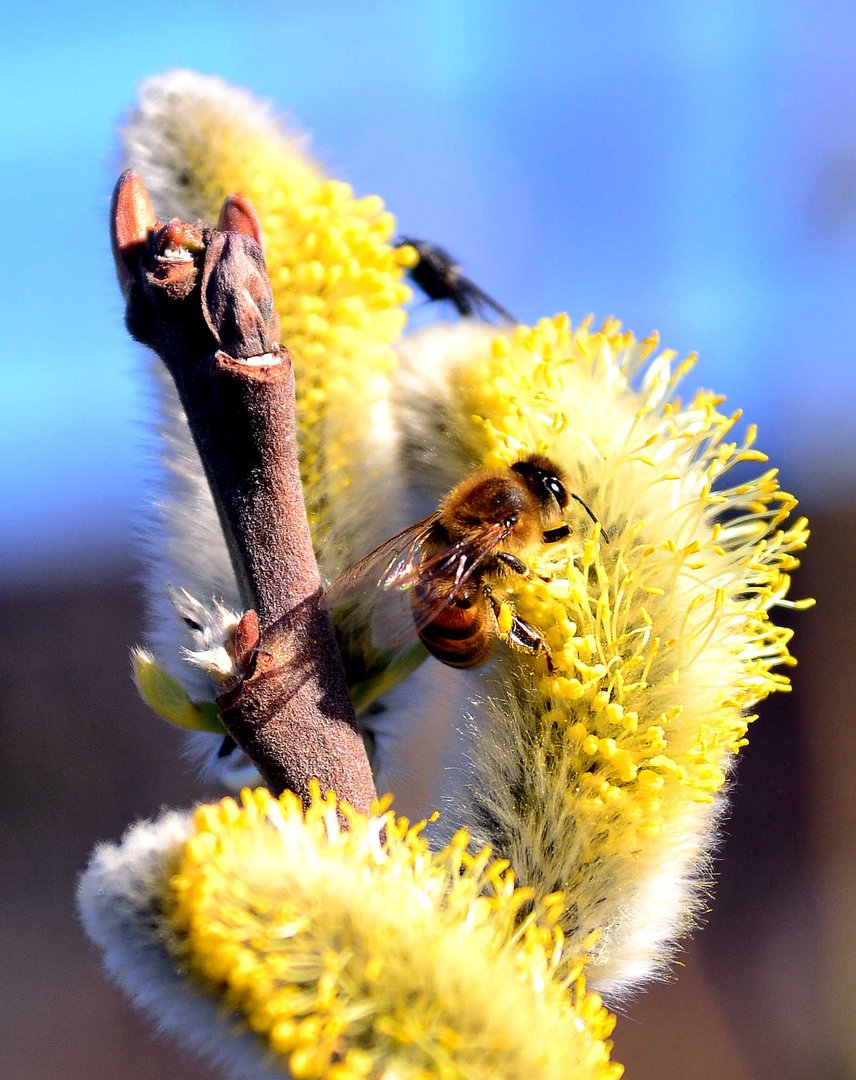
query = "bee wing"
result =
(383, 518, 512, 643)
(322, 513, 443, 611)
(378, 519, 514, 646)
(324, 517, 514, 649)
(323, 514, 445, 650)
(454, 273, 517, 324)
(387, 519, 510, 595)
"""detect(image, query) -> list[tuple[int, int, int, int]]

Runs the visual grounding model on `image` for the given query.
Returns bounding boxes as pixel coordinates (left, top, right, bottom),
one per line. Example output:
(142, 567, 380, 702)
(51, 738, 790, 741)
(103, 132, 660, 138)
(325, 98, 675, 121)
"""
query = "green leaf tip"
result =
(132, 648, 224, 733)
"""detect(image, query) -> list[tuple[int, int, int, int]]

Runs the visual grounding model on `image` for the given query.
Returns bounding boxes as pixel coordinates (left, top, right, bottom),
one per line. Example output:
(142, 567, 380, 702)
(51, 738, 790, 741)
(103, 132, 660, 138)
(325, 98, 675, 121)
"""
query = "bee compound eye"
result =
(544, 475, 568, 509)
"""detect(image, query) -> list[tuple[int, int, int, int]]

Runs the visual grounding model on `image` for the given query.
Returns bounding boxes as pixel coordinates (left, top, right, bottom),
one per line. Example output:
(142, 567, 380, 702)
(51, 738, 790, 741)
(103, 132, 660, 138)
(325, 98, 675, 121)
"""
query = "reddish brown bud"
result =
(158, 218, 204, 255)
(218, 194, 265, 251)
(110, 170, 157, 298)
(144, 218, 205, 299)
(231, 609, 261, 674)
(201, 227, 278, 358)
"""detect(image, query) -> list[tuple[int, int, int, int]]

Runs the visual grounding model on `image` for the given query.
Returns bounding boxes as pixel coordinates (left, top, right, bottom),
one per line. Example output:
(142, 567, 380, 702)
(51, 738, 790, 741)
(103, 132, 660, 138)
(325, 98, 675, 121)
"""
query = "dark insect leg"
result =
(483, 584, 555, 673)
(506, 618, 557, 675)
(396, 236, 516, 323)
(542, 524, 571, 544)
(495, 551, 530, 576)
(497, 548, 555, 584)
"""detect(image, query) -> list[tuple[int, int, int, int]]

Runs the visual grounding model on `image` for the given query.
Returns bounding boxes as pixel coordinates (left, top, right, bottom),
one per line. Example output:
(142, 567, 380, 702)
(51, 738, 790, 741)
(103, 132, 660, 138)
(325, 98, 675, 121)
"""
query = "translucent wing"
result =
(322, 513, 442, 611)
(323, 514, 443, 649)
(449, 272, 516, 324)
(384, 520, 513, 601)
(323, 516, 515, 647)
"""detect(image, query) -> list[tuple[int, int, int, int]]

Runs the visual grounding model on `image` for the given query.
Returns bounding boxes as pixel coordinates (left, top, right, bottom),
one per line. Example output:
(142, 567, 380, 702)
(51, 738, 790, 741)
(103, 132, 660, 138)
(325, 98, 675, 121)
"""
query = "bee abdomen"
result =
(418, 604, 492, 668)
(420, 627, 492, 668)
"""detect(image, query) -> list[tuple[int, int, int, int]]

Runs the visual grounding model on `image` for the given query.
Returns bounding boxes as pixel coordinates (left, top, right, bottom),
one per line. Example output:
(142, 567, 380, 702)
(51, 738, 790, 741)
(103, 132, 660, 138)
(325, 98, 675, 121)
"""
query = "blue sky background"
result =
(2, 0, 855, 583)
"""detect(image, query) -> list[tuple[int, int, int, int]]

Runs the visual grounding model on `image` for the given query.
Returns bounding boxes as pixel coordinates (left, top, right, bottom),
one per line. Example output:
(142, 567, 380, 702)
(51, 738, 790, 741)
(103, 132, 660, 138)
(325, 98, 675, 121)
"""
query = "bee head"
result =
(510, 455, 569, 515)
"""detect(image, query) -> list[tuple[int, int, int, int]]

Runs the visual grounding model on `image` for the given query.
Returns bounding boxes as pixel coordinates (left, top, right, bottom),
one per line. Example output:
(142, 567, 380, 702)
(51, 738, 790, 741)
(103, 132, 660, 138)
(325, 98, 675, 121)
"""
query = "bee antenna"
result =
(571, 492, 611, 544)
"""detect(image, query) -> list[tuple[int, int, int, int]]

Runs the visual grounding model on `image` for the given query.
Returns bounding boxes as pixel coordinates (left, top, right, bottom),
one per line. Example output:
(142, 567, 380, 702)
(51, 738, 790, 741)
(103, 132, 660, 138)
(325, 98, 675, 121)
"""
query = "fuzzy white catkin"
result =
(77, 813, 290, 1080)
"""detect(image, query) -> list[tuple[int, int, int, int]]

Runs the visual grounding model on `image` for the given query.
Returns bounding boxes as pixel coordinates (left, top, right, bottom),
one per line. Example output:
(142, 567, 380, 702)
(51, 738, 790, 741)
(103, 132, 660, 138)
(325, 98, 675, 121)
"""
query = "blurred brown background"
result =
(0, 504, 850, 1080)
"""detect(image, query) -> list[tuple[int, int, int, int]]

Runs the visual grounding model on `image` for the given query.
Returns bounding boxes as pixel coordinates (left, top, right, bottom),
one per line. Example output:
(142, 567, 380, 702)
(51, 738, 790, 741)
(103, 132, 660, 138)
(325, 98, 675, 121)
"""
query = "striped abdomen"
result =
(411, 575, 493, 668)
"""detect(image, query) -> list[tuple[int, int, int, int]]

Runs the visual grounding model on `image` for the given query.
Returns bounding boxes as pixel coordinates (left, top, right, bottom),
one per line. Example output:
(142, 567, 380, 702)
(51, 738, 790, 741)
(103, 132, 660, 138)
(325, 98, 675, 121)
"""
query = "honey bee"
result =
(323, 454, 606, 671)
(397, 236, 516, 323)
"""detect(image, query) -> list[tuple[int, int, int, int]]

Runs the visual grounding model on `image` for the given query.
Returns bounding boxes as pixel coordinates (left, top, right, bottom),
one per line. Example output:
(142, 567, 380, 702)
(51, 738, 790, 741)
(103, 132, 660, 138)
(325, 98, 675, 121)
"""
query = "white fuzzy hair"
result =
(436, 687, 725, 997)
(122, 70, 310, 224)
(77, 812, 289, 1080)
(135, 359, 257, 785)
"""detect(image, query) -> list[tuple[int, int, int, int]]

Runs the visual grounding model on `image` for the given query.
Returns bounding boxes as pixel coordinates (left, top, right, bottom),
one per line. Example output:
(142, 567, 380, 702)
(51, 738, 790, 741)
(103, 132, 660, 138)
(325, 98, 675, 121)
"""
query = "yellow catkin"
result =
(125, 71, 412, 579)
(164, 787, 623, 1080)
(396, 315, 810, 990)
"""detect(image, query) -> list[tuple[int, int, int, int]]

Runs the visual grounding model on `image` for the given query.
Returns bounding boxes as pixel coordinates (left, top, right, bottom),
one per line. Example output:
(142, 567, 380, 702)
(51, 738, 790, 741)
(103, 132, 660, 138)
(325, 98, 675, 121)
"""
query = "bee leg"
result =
(496, 552, 530, 576)
(483, 585, 555, 673)
(496, 550, 553, 585)
(506, 619, 556, 674)
(542, 524, 571, 544)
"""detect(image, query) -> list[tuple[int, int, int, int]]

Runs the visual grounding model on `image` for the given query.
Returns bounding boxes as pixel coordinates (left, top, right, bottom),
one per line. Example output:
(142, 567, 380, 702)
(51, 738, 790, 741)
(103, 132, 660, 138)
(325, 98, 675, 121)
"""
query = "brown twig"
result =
(111, 170, 377, 813)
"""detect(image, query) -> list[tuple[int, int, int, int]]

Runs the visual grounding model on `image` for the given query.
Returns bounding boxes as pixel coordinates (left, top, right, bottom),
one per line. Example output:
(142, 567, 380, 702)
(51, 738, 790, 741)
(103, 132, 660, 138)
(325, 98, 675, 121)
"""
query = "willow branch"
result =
(111, 170, 376, 813)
